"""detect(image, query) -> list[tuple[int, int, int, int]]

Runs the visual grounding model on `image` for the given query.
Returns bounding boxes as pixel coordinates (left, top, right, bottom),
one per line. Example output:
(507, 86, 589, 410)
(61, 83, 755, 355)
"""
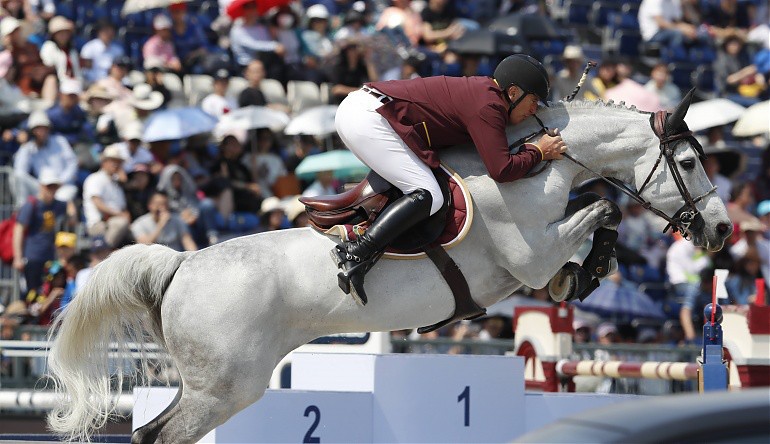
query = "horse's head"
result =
(635, 89, 732, 251)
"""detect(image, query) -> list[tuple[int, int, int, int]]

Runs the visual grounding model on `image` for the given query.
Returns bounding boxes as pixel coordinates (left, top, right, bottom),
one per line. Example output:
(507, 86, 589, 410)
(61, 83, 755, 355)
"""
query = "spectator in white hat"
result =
(47, 78, 95, 146)
(82, 144, 131, 247)
(143, 14, 182, 73)
(0, 16, 58, 103)
(553, 45, 586, 101)
(40, 16, 82, 83)
(12, 167, 77, 295)
(300, 4, 334, 60)
(100, 83, 164, 141)
(115, 120, 157, 174)
(13, 110, 78, 204)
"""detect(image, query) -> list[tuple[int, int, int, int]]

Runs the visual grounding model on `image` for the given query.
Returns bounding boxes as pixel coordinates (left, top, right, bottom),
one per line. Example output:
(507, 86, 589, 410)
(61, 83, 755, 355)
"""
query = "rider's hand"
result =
(536, 128, 567, 160)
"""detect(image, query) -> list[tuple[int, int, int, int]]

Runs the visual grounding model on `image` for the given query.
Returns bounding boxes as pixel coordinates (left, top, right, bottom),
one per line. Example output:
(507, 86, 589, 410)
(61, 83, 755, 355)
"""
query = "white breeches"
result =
(335, 89, 444, 216)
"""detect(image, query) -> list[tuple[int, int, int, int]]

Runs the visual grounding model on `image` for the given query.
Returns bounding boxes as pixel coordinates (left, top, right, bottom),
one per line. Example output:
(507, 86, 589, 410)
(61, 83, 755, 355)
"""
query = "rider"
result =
(333, 54, 567, 305)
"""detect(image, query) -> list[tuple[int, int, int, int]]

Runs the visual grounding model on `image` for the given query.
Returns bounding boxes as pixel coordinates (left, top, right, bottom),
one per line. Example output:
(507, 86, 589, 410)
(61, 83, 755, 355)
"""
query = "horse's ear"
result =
(666, 88, 695, 133)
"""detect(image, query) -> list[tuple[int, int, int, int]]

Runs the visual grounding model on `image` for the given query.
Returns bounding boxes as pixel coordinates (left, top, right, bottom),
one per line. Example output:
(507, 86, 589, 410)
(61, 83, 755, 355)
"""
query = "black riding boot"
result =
(333, 189, 434, 305)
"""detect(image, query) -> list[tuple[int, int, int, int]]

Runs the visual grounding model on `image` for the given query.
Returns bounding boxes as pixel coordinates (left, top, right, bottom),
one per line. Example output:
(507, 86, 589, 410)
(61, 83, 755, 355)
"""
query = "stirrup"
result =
(337, 260, 371, 305)
(336, 249, 384, 306)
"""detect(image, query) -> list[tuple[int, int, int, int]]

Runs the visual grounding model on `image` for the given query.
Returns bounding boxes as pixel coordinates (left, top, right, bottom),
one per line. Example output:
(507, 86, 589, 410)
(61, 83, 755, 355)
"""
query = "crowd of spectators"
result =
(0, 0, 768, 389)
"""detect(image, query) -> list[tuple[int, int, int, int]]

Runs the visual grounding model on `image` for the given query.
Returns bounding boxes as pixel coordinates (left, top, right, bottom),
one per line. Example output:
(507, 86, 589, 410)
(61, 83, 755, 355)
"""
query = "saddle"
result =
(300, 168, 485, 333)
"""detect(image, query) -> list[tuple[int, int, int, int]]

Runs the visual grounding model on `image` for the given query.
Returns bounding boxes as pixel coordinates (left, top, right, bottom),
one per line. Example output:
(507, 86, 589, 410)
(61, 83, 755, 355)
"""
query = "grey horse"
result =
(47, 96, 732, 443)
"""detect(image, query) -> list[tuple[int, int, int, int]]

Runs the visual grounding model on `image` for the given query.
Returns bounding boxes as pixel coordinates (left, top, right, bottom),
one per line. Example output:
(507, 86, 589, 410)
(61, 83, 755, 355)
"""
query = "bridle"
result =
(518, 110, 717, 240)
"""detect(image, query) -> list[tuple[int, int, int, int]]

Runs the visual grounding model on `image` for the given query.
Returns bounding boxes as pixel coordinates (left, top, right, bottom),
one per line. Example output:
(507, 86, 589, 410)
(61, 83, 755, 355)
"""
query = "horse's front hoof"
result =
(548, 262, 588, 302)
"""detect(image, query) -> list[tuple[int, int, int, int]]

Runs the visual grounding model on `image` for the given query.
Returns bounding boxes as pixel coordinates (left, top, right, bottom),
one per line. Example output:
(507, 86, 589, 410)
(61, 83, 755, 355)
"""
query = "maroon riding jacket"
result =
(365, 76, 542, 182)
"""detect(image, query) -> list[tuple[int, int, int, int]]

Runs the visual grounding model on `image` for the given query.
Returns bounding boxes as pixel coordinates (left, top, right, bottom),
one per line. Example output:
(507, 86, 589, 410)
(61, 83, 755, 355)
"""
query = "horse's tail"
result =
(47, 243, 190, 442)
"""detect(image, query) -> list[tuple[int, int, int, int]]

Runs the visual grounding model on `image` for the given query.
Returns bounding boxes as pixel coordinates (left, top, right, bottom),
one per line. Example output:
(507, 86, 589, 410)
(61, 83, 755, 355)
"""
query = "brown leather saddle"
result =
(299, 170, 486, 333)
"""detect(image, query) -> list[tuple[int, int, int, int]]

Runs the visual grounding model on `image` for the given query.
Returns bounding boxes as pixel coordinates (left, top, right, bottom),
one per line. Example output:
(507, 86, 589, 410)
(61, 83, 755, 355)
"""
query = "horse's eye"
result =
(680, 159, 695, 170)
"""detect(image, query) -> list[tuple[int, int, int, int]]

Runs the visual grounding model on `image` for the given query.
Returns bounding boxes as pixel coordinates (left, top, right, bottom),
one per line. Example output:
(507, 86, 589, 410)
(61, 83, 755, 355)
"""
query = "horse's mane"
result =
(548, 99, 653, 116)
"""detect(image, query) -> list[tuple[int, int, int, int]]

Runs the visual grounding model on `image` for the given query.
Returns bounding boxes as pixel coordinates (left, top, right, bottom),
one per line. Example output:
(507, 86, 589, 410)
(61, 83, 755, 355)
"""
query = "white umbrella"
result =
(143, 107, 218, 142)
(284, 105, 339, 136)
(122, 0, 191, 16)
(732, 100, 770, 137)
(683, 98, 746, 132)
(216, 106, 290, 135)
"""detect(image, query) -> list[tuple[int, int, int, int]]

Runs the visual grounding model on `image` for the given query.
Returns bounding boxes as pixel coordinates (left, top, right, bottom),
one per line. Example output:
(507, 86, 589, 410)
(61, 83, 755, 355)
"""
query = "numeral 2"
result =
(303, 405, 321, 443)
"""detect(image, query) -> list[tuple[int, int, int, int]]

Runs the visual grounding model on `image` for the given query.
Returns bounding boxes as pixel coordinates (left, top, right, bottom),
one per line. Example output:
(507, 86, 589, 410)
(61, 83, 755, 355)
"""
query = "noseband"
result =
(524, 110, 717, 240)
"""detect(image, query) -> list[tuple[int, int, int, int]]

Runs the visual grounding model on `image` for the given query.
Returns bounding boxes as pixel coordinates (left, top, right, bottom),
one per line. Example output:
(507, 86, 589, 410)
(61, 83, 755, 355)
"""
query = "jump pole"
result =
(513, 274, 767, 392)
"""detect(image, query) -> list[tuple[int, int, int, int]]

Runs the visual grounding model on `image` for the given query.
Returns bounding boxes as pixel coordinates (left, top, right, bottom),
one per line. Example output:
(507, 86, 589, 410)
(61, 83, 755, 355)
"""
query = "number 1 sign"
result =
(292, 353, 525, 443)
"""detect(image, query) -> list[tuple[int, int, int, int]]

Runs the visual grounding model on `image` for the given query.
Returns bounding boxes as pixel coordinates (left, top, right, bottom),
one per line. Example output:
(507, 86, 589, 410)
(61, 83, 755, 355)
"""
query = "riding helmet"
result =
(493, 54, 550, 105)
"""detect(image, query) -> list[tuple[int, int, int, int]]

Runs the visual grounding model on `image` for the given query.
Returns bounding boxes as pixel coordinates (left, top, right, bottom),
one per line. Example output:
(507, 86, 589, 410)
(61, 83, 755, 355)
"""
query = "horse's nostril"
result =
(716, 223, 732, 236)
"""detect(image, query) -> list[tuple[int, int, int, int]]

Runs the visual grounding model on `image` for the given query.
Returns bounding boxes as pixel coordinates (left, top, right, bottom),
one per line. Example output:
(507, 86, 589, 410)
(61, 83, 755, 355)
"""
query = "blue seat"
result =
(57, 2, 76, 21)
(661, 45, 690, 63)
(668, 63, 698, 90)
(693, 66, 716, 95)
(616, 30, 641, 57)
(565, 0, 592, 25)
(591, 2, 621, 27)
(530, 40, 566, 60)
(607, 11, 639, 30)
(689, 46, 717, 64)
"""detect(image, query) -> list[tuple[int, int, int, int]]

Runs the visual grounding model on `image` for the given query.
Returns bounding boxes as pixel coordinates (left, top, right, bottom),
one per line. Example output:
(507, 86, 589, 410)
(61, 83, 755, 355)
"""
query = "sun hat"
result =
(85, 84, 115, 101)
(153, 14, 172, 30)
(101, 143, 127, 161)
(55, 231, 77, 248)
(218, 127, 247, 145)
(59, 77, 82, 95)
(121, 120, 144, 141)
(48, 16, 74, 35)
(0, 17, 21, 39)
(38, 168, 61, 186)
(596, 322, 618, 338)
(284, 196, 307, 222)
(28, 110, 51, 129)
(129, 83, 164, 111)
(306, 4, 330, 20)
(260, 196, 284, 215)
(562, 45, 584, 60)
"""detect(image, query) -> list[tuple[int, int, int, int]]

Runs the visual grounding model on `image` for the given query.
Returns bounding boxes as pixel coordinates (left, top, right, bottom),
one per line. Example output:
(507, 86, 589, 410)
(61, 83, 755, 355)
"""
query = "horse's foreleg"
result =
(547, 198, 622, 301)
(516, 198, 621, 290)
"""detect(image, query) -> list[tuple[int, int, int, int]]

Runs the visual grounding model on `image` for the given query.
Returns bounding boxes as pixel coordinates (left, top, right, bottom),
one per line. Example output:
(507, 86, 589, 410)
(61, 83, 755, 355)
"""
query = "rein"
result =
(532, 110, 716, 239)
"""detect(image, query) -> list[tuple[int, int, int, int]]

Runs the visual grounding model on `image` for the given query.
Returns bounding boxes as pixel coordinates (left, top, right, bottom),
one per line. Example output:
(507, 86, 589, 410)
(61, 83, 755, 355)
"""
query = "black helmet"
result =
(494, 54, 550, 105)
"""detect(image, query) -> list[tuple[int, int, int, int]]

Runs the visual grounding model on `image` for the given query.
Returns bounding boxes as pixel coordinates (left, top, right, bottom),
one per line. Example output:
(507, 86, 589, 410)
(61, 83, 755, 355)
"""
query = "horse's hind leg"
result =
(131, 382, 270, 444)
(131, 360, 275, 444)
